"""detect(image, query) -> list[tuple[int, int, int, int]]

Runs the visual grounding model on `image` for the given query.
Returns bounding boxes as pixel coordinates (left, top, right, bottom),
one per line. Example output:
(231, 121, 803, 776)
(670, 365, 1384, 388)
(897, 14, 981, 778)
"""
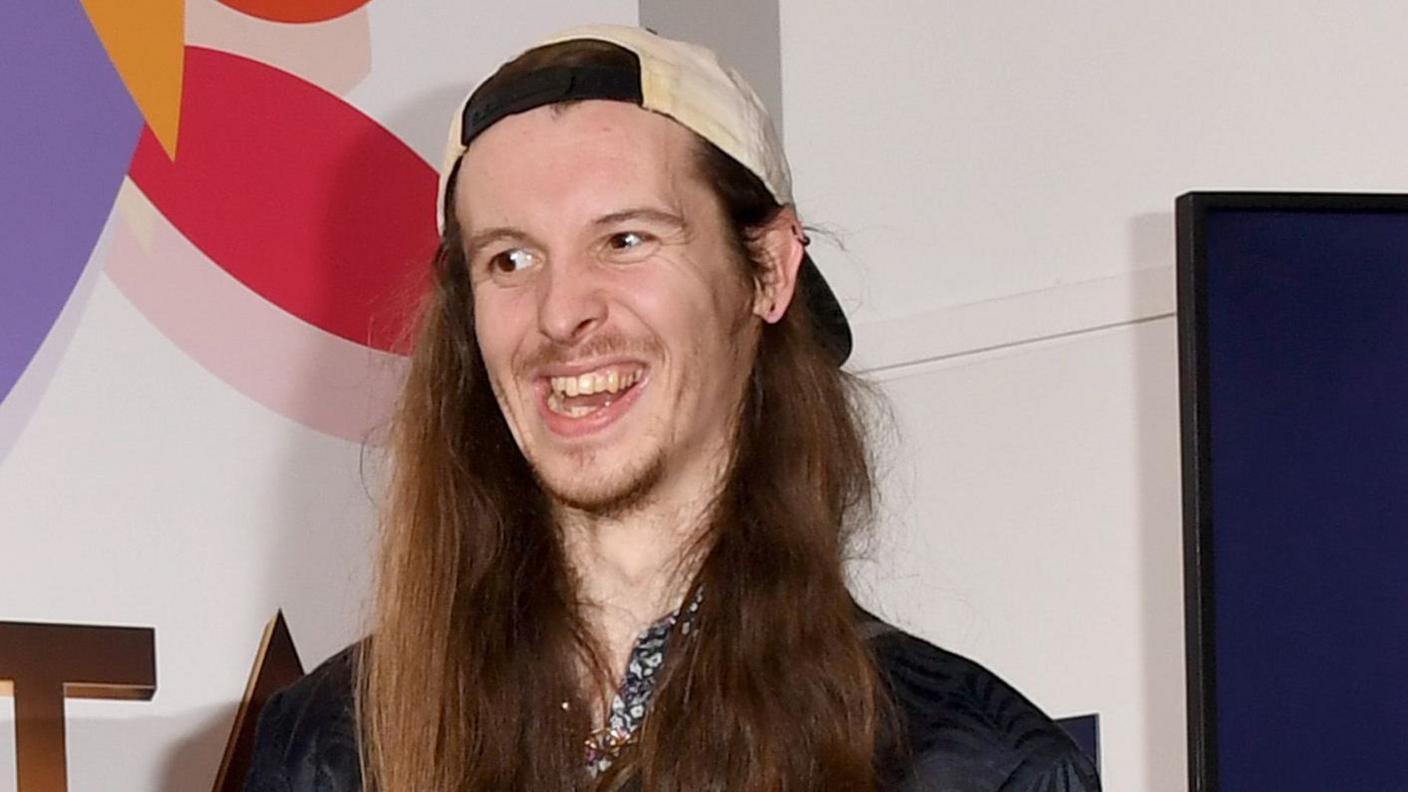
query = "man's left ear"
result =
(752, 208, 806, 324)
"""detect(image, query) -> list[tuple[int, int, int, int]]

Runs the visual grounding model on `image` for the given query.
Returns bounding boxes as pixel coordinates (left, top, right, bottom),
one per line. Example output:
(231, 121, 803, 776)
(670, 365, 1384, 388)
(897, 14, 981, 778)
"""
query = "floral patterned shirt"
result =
(583, 591, 702, 776)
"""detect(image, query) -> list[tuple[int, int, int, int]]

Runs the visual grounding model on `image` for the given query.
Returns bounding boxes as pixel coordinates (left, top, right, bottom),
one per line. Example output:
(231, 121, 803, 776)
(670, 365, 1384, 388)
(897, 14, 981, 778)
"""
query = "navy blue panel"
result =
(1056, 713, 1100, 770)
(1206, 209, 1408, 791)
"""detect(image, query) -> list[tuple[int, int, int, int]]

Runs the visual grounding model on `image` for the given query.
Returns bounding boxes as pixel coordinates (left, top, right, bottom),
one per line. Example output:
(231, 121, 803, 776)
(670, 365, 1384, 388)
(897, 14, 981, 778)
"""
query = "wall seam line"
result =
(857, 311, 1176, 377)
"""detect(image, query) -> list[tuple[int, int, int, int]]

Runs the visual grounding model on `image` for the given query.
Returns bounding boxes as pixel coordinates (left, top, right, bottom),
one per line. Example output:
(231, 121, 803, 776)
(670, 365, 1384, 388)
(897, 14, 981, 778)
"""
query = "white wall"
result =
(856, 319, 1183, 791)
(785, 1, 1408, 350)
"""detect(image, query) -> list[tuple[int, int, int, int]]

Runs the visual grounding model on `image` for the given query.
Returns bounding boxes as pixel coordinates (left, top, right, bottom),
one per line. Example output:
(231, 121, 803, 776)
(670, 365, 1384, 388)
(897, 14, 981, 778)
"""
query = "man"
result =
(245, 25, 1100, 792)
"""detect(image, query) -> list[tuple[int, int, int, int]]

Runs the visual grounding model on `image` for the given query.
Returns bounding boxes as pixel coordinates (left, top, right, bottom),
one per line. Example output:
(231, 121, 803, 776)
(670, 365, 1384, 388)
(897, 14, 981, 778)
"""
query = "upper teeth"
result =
(549, 368, 643, 397)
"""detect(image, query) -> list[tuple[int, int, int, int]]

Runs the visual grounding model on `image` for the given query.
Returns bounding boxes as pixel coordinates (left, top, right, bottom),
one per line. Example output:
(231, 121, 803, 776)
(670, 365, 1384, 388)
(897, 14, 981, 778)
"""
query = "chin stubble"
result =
(535, 451, 667, 520)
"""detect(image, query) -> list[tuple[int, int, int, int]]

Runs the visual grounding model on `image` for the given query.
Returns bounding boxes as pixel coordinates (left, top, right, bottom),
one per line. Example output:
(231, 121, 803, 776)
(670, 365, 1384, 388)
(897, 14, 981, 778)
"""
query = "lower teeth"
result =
(547, 392, 608, 418)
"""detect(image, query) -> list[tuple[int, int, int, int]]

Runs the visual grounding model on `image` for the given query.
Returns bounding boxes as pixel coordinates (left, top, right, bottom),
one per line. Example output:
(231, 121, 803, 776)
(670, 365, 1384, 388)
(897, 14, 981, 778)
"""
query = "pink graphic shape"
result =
(128, 46, 437, 354)
(108, 181, 407, 443)
(187, 0, 372, 97)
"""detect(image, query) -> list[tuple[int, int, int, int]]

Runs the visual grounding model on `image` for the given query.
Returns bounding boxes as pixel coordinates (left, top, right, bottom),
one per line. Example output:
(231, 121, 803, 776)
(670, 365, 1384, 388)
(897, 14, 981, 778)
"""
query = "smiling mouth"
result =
(544, 365, 646, 418)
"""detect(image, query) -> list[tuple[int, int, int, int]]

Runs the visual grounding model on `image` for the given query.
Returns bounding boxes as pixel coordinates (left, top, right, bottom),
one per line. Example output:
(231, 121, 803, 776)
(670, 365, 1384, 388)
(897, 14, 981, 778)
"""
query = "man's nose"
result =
(536, 257, 607, 345)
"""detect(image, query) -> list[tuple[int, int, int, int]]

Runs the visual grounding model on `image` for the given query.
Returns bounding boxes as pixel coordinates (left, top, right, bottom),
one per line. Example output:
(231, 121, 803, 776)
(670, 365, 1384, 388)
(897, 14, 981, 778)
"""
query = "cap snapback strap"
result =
(461, 63, 644, 147)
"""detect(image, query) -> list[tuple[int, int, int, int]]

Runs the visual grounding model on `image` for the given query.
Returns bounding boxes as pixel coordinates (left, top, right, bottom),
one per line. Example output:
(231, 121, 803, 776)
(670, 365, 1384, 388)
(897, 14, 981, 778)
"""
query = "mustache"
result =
(514, 334, 662, 373)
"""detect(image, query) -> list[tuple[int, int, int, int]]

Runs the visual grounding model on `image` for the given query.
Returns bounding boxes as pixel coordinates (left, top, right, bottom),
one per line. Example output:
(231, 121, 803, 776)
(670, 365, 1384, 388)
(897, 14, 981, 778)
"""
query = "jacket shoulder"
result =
(243, 642, 363, 792)
(864, 617, 1102, 792)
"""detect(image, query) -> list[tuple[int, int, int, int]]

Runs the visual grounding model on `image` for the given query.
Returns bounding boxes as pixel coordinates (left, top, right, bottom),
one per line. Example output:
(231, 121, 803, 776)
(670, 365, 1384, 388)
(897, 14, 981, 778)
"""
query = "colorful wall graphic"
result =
(1, 0, 435, 457)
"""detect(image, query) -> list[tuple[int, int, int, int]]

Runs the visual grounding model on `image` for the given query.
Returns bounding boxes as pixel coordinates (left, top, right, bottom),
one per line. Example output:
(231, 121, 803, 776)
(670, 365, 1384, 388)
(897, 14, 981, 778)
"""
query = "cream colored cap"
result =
(435, 24, 793, 232)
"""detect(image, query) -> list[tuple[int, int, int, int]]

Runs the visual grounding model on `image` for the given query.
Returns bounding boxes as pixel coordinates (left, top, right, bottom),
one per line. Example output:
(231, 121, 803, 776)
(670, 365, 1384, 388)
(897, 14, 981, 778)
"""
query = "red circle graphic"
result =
(129, 46, 437, 353)
(214, 0, 371, 24)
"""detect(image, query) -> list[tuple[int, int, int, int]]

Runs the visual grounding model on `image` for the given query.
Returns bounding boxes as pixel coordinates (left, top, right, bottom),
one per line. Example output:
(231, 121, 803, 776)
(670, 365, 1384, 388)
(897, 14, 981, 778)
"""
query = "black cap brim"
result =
(798, 252, 852, 365)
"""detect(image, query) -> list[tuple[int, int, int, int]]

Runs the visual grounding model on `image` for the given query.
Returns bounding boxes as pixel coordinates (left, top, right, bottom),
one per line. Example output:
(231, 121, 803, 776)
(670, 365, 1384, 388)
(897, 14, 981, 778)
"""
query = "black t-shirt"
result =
(863, 616, 1100, 791)
(244, 616, 1100, 791)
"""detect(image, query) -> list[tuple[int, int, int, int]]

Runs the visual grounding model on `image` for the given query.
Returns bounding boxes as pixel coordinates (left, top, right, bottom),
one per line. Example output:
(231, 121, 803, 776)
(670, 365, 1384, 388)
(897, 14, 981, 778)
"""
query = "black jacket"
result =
(244, 619, 1100, 791)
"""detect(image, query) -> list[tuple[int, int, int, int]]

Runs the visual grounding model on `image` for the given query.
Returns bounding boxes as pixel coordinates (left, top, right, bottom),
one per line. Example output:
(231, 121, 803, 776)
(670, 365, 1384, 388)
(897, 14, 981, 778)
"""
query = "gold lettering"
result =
(212, 611, 304, 792)
(0, 622, 156, 792)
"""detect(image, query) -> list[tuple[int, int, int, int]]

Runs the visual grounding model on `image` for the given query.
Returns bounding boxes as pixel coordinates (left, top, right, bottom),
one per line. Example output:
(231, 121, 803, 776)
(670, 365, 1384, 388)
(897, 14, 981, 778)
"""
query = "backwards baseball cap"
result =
(436, 24, 852, 364)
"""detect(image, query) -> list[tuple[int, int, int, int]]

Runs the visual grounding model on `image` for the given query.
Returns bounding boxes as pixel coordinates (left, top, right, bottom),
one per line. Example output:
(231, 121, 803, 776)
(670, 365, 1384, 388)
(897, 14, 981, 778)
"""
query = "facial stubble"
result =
(531, 442, 666, 519)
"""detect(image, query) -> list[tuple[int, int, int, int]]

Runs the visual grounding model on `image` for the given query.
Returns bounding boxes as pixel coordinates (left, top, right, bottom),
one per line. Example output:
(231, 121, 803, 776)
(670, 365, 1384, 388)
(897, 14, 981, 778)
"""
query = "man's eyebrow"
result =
(463, 227, 530, 258)
(593, 207, 688, 230)
(463, 208, 686, 257)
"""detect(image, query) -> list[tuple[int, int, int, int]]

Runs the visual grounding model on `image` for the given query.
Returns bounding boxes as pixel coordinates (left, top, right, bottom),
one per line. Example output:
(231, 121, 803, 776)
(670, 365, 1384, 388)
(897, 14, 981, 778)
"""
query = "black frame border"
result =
(1175, 190, 1408, 792)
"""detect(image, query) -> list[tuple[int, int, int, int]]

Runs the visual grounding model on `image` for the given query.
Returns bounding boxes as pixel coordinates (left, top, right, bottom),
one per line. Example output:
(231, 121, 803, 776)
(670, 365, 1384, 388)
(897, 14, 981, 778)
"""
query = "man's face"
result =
(455, 100, 758, 514)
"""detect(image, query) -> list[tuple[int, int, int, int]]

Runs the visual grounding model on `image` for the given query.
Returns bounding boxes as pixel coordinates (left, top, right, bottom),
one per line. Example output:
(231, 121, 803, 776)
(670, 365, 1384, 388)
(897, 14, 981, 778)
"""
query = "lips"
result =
(534, 361, 649, 438)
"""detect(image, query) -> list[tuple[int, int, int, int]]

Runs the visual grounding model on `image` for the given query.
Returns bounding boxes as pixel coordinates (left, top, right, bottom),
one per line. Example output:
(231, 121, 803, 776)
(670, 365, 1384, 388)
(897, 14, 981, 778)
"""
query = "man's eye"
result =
(489, 248, 535, 274)
(609, 231, 648, 250)
(604, 231, 657, 260)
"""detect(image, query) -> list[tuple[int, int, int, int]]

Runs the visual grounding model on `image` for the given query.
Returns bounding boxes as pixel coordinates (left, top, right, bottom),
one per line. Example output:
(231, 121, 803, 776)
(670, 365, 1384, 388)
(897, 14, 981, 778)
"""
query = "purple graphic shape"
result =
(0, 0, 143, 403)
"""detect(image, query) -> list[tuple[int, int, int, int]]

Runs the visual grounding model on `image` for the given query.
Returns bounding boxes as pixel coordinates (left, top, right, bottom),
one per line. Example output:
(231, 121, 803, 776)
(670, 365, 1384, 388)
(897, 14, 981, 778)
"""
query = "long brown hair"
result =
(359, 39, 891, 791)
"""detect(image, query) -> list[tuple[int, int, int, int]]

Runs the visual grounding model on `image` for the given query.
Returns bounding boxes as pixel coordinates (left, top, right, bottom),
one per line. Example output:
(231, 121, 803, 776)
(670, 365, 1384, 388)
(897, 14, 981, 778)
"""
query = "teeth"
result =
(546, 392, 609, 419)
(549, 367, 643, 397)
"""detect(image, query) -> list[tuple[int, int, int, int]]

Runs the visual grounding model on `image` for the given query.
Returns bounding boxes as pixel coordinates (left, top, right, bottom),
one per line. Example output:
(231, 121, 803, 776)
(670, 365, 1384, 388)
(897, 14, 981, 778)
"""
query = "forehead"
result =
(453, 100, 706, 230)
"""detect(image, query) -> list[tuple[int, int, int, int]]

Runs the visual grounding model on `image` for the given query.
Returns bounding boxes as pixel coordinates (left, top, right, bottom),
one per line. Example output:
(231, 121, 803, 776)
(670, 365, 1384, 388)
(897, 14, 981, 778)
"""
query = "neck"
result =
(556, 483, 714, 696)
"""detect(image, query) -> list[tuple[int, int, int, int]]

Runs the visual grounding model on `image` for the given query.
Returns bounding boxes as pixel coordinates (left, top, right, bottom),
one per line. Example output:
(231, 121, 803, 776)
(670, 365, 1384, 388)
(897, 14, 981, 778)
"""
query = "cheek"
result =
(472, 291, 527, 386)
(631, 246, 750, 333)
(626, 265, 751, 390)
